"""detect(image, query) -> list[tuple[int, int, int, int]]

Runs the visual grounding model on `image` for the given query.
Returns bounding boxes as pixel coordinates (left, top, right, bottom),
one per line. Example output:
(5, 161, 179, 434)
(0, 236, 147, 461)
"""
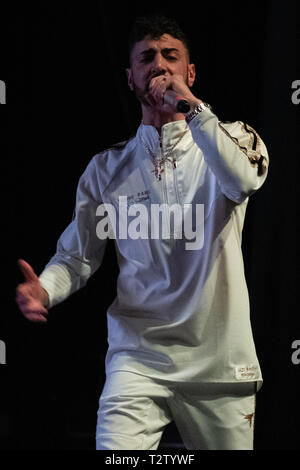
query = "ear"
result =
(187, 63, 196, 88)
(126, 68, 134, 91)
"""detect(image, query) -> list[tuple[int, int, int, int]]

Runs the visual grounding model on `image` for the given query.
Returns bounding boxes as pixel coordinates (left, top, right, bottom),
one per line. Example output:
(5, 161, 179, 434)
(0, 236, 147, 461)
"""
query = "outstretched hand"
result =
(16, 259, 49, 323)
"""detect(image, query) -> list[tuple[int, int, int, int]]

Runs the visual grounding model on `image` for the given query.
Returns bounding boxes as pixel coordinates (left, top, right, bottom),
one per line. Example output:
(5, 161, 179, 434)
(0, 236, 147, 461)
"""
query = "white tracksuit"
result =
(39, 108, 269, 449)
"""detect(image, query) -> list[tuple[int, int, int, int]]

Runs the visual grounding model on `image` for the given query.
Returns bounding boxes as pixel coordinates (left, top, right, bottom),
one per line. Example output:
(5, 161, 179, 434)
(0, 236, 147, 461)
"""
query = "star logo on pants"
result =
(243, 413, 254, 427)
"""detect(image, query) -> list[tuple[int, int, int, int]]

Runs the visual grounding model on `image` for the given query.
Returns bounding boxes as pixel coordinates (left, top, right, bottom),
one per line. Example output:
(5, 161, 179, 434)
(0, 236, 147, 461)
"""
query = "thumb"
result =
(17, 259, 39, 283)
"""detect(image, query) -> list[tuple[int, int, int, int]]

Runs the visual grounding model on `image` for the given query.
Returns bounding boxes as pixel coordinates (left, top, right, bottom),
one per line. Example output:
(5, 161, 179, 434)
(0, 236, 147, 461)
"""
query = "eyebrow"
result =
(139, 47, 180, 57)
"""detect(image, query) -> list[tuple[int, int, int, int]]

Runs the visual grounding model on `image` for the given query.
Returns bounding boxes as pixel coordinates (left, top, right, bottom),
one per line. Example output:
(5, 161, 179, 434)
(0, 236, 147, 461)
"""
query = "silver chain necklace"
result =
(141, 129, 188, 181)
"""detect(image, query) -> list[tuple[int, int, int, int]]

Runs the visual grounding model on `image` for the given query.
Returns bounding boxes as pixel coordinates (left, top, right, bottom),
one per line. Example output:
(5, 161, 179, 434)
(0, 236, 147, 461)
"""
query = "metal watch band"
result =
(185, 102, 211, 124)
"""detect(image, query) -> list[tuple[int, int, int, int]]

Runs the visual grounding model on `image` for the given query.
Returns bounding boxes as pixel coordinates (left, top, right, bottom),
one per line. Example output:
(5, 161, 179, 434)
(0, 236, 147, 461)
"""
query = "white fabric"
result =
(39, 108, 269, 385)
(96, 370, 257, 450)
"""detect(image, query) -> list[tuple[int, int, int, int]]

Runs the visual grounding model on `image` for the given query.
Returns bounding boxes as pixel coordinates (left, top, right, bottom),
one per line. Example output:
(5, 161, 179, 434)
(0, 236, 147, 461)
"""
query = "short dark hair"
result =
(128, 15, 191, 62)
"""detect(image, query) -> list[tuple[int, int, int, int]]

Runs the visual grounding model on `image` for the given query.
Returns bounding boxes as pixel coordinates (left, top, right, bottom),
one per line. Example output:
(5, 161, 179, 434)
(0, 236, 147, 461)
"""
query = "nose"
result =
(151, 52, 167, 75)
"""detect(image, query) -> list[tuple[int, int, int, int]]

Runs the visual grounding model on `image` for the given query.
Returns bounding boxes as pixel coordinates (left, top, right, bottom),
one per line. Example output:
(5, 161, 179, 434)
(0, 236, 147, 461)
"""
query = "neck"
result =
(141, 105, 185, 135)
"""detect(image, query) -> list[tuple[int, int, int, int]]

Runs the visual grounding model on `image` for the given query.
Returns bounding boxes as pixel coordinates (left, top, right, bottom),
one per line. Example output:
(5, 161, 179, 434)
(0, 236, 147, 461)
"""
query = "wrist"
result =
(41, 288, 49, 308)
(185, 101, 212, 124)
(189, 98, 203, 111)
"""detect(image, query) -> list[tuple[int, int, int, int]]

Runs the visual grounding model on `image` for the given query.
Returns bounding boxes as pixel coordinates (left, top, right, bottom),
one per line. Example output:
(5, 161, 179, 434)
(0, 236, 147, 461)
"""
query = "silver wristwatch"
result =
(185, 102, 211, 123)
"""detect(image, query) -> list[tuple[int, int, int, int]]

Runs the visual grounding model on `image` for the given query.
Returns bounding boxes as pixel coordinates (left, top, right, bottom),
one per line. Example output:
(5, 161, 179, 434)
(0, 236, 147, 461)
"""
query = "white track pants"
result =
(96, 371, 257, 450)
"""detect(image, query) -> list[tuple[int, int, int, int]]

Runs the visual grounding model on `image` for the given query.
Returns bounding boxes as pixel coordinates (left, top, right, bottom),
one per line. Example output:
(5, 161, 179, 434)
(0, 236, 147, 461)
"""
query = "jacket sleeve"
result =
(39, 156, 108, 308)
(188, 108, 269, 203)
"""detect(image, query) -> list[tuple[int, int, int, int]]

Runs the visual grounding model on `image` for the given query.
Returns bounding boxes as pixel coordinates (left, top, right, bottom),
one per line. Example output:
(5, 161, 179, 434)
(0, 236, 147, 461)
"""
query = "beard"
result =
(131, 80, 152, 107)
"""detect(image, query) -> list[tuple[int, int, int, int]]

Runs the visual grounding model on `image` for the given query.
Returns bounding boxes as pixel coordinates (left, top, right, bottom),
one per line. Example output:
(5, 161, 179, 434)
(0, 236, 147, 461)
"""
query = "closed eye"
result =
(139, 48, 180, 63)
(140, 57, 153, 63)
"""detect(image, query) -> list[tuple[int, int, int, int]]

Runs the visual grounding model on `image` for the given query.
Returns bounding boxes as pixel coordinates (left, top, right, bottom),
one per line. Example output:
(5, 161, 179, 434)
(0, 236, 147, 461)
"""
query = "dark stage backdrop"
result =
(0, 0, 299, 451)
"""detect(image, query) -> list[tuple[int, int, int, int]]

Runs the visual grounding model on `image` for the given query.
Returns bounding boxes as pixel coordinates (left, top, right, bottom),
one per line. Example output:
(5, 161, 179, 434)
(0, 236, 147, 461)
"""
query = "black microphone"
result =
(163, 90, 191, 113)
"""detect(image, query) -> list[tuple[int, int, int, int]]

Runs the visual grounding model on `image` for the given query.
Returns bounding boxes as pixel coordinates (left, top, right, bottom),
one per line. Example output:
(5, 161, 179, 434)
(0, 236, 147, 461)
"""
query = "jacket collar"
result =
(137, 119, 191, 156)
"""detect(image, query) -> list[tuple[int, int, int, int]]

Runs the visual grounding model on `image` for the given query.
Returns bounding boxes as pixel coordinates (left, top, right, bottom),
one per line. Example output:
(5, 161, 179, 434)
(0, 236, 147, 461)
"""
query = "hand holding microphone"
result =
(147, 74, 198, 113)
(163, 89, 190, 113)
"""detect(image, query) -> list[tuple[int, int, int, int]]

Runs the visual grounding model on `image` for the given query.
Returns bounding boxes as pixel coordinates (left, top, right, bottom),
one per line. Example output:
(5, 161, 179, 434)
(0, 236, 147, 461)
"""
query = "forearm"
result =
(39, 262, 77, 309)
(38, 156, 109, 309)
(187, 107, 269, 203)
(39, 237, 107, 309)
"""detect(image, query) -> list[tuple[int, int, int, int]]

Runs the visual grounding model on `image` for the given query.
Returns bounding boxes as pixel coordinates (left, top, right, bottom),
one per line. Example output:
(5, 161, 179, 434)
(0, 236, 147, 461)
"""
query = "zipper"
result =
(160, 131, 180, 248)
(172, 157, 181, 248)
(159, 133, 170, 243)
(160, 135, 173, 247)
(164, 163, 176, 248)
(172, 157, 181, 205)
(161, 161, 170, 241)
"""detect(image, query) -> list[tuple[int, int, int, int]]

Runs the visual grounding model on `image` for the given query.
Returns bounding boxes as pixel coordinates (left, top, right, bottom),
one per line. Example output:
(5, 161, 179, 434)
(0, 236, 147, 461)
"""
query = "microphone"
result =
(163, 90, 191, 113)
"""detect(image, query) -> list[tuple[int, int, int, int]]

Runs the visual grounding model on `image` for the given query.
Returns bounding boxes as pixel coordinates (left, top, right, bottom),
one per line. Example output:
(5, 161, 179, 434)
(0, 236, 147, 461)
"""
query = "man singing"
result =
(16, 15, 269, 450)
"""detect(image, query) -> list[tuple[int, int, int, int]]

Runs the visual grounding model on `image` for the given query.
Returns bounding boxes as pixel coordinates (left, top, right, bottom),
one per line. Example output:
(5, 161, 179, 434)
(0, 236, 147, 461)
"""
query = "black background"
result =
(0, 0, 300, 450)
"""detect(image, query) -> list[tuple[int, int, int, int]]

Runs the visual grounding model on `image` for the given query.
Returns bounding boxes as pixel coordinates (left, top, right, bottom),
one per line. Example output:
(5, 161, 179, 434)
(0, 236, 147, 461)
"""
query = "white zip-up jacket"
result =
(39, 108, 269, 385)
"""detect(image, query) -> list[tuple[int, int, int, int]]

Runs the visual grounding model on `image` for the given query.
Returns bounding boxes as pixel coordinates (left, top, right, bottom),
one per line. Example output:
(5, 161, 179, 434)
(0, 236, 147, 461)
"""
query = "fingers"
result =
(18, 259, 38, 282)
(23, 312, 48, 323)
(16, 295, 48, 316)
(16, 294, 48, 322)
(16, 285, 49, 320)
(16, 261, 49, 323)
(19, 306, 48, 323)
(148, 76, 169, 106)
